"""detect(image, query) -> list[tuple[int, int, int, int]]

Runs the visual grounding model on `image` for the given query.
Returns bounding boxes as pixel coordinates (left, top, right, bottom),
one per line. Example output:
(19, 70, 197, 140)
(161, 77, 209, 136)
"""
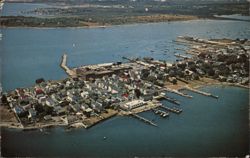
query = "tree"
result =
(34, 103, 44, 113)
(134, 89, 141, 98)
(1, 95, 8, 105)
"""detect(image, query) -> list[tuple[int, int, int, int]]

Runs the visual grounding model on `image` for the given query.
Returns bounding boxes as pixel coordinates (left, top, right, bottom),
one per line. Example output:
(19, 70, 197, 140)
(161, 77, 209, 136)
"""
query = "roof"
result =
(85, 108, 93, 113)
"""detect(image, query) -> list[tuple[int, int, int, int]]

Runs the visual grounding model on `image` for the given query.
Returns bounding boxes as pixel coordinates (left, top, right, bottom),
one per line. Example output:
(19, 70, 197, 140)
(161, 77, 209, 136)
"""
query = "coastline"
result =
(0, 14, 200, 29)
(1, 15, 249, 29)
(1, 82, 248, 131)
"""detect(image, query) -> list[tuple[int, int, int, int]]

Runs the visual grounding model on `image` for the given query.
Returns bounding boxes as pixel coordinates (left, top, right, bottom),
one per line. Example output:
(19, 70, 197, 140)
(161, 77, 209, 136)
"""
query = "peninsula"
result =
(1, 36, 249, 130)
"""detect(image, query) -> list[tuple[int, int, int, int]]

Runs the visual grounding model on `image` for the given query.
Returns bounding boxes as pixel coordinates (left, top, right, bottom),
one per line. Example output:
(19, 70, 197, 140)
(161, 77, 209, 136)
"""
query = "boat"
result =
(162, 113, 169, 117)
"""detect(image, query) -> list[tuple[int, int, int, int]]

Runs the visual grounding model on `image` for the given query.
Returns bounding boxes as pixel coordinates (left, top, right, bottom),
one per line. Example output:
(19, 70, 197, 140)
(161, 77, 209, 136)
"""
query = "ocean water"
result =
(1, 19, 250, 91)
(1, 2, 54, 16)
(1, 2, 250, 157)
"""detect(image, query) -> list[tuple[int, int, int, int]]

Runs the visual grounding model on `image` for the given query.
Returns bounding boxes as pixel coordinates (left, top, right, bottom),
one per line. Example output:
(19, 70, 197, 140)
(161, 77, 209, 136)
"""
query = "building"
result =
(120, 100, 146, 111)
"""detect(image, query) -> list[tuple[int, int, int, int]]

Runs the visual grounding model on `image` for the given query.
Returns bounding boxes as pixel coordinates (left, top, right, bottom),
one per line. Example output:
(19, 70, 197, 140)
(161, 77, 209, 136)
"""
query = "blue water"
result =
(1, 2, 53, 16)
(1, 86, 249, 157)
(0, 3, 250, 156)
(1, 20, 250, 91)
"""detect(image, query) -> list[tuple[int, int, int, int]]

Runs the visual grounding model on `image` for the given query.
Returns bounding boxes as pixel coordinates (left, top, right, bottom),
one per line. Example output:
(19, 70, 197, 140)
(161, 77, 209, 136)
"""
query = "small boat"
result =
(162, 113, 169, 118)
(103, 136, 107, 140)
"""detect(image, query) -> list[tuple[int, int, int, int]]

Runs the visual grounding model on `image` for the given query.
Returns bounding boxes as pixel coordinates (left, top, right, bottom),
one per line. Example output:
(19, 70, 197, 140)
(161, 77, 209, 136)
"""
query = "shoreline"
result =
(1, 15, 249, 29)
(1, 83, 248, 131)
(0, 15, 206, 29)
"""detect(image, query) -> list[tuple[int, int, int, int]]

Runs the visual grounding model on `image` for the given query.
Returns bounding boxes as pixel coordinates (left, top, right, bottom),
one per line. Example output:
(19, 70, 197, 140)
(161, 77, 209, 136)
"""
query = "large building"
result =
(120, 100, 146, 111)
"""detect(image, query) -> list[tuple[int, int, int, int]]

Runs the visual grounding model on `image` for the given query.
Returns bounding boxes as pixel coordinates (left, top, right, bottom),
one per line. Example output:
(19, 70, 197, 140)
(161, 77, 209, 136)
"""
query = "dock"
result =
(130, 113, 157, 127)
(183, 86, 219, 99)
(152, 109, 169, 118)
(159, 105, 182, 114)
(156, 94, 180, 105)
(60, 54, 77, 77)
(163, 95, 180, 105)
(164, 88, 193, 98)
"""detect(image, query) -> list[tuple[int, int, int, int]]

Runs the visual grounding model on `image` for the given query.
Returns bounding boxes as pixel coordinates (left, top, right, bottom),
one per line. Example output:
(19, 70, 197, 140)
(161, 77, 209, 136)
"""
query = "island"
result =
(1, 36, 249, 130)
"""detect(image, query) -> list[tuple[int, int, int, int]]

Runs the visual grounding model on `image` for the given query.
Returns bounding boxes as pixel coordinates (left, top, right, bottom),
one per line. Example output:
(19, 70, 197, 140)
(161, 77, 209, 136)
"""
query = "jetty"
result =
(60, 54, 77, 77)
(159, 105, 182, 114)
(130, 113, 157, 127)
(183, 86, 219, 99)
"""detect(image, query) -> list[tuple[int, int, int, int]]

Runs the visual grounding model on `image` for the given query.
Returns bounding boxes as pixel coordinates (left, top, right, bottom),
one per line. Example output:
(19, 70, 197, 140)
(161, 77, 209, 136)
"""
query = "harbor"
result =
(2, 35, 249, 130)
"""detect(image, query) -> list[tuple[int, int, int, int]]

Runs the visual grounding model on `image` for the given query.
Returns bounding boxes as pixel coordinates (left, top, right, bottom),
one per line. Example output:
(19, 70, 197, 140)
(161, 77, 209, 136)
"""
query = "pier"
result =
(162, 95, 180, 105)
(60, 54, 77, 77)
(159, 105, 182, 114)
(130, 113, 157, 127)
(183, 86, 219, 99)
(164, 88, 193, 98)
(156, 94, 180, 105)
(152, 109, 169, 118)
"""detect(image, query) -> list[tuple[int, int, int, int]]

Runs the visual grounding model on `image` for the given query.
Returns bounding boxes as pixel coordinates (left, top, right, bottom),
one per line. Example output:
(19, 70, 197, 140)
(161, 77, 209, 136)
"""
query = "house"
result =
(142, 94, 153, 101)
(45, 98, 55, 107)
(28, 109, 36, 120)
(70, 103, 81, 112)
(83, 108, 93, 117)
(54, 106, 67, 116)
(80, 91, 89, 98)
(35, 88, 44, 96)
(13, 105, 25, 116)
(38, 96, 47, 105)
(44, 115, 52, 121)
(67, 94, 77, 102)
(51, 94, 60, 102)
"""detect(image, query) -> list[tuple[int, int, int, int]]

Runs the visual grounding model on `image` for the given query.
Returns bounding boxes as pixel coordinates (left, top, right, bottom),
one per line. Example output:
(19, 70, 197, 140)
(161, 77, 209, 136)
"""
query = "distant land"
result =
(1, 0, 249, 27)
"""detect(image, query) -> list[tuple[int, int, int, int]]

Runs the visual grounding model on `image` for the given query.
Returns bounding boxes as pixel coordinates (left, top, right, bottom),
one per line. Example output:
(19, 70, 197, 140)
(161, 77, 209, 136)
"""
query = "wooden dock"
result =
(183, 86, 219, 99)
(164, 88, 193, 98)
(152, 109, 169, 118)
(130, 114, 157, 127)
(163, 96, 180, 105)
(156, 94, 180, 105)
(159, 105, 182, 114)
